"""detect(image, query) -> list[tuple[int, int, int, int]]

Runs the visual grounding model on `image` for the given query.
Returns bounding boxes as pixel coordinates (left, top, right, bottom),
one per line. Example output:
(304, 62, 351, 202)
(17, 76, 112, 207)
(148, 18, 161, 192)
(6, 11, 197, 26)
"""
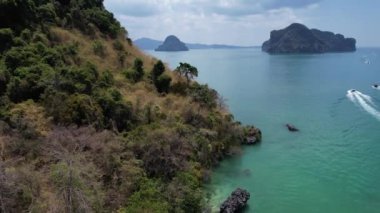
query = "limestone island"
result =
(262, 23, 356, 54)
(155, 35, 189, 51)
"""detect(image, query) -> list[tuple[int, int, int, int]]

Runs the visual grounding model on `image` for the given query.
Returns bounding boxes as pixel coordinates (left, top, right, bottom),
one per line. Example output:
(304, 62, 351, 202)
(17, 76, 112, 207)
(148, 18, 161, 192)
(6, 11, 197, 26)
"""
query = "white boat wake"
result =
(347, 90, 380, 121)
(356, 91, 376, 106)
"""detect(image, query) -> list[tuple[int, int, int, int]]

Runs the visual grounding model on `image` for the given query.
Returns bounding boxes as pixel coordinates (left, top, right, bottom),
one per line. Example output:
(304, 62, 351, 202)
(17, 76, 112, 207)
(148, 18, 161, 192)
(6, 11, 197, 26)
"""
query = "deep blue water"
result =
(148, 48, 380, 213)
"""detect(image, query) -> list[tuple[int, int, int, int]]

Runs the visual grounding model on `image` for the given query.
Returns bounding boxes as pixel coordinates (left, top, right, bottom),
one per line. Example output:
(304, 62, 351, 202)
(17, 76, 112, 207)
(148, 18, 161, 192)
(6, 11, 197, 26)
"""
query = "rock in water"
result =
(243, 125, 262, 144)
(262, 23, 356, 54)
(220, 188, 250, 213)
(286, 124, 299, 132)
(155, 35, 189, 51)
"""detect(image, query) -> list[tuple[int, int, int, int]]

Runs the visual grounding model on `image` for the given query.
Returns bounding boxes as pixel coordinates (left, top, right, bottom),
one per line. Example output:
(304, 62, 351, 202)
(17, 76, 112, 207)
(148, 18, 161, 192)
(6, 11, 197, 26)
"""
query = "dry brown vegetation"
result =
(0, 1, 258, 212)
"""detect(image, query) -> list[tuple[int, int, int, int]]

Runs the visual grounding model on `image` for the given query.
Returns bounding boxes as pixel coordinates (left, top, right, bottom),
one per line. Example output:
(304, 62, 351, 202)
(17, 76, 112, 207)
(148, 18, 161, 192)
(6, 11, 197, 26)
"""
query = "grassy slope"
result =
(0, 1, 261, 212)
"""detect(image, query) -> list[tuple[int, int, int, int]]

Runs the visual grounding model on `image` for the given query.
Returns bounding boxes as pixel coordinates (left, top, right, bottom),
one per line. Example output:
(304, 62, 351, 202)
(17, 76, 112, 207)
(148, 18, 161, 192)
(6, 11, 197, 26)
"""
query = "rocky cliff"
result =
(262, 23, 356, 54)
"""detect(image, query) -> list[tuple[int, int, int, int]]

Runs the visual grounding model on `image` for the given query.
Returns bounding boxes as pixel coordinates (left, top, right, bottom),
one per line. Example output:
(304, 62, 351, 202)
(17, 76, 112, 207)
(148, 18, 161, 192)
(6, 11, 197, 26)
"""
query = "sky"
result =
(104, 0, 380, 47)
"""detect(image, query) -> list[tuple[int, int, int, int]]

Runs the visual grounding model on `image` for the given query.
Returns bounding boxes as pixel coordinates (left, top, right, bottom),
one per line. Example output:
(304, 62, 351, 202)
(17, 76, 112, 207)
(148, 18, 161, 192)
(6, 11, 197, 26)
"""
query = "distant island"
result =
(134, 37, 253, 50)
(262, 23, 356, 54)
(155, 35, 189, 51)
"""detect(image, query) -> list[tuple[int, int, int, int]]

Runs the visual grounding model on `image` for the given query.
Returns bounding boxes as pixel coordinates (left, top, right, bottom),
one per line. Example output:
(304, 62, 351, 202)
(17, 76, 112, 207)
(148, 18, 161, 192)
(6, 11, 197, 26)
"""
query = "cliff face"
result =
(262, 23, 356, 54)
(155, 35, 189, 51)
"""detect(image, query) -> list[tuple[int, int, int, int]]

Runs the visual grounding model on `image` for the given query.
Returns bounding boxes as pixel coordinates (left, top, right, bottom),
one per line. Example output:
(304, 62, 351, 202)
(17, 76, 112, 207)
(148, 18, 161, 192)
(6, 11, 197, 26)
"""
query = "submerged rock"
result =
(262, 23, 356, 54)
(220, 188, 250, 213)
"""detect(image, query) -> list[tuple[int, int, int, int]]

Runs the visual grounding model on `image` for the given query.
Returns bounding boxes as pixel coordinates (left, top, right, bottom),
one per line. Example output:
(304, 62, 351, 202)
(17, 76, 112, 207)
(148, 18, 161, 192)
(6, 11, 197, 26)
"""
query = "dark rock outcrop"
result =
(262, 23, 356, 54)
(220, 188, 250, 213)
(243, 126, 262, 145)
(286, 124, 299, 132)
(155, 35, 189, 52)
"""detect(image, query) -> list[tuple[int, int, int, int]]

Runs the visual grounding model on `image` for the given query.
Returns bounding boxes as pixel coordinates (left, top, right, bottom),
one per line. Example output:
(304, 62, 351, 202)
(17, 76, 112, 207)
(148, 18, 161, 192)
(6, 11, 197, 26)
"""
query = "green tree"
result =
(121, 178, 170, 213)
(59, 93, 104, 127)
(125, 58, 144, 83)
(0, 0, 37, 30)
(36, 3, 57, 24)
(151, 60, 165, 80)
(190, 83, 218, 109)
(7, 63, 54, 102)
(133, 58, 144, 81)
(151, 60, 171, 93)
(95, 88, 134, 132)
(0, 64, 9, 96)
(175, 62, 198, 84)
(0, 28, 14, 52)
(155, 74, 171, 93)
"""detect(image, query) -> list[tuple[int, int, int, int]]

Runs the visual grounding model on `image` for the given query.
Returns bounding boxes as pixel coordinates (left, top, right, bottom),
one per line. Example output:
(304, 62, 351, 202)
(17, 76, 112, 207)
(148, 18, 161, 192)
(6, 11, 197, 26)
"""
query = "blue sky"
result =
(104, 0, 380, 46)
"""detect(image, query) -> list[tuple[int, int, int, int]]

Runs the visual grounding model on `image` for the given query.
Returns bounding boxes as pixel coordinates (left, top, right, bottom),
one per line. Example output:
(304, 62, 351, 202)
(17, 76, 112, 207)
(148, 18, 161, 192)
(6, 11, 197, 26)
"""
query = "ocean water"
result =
(148, 48, 380, 213)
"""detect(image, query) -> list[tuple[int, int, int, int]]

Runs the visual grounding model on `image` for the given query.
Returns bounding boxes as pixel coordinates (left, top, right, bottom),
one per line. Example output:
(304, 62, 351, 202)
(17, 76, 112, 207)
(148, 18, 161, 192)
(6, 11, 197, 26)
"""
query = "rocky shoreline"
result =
(220, 188, 251, 213)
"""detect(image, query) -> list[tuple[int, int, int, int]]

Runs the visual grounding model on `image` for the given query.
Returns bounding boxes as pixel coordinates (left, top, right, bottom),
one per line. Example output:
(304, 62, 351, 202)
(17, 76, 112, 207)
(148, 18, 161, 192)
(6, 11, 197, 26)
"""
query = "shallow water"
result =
(148, 48, 380, 213)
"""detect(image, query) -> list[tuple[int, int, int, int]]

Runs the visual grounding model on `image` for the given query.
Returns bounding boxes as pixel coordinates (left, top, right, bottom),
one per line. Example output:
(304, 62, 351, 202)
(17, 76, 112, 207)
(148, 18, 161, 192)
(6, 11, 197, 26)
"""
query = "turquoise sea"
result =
(148, 48, 380, 213)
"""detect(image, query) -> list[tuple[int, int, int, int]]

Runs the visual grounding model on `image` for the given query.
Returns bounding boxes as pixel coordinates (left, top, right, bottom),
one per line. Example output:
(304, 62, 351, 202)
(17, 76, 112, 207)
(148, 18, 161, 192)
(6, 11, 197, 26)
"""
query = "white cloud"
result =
(104, 0, 321, 45)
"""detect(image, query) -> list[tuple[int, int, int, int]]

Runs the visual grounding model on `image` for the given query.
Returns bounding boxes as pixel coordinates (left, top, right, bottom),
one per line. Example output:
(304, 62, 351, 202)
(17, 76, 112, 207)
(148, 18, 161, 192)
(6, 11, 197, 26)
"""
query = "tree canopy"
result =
(175, 62, 198, 83)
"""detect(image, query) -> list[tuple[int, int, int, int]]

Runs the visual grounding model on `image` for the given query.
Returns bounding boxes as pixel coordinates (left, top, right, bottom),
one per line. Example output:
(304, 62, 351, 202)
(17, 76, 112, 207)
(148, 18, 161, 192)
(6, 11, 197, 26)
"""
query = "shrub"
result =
(170, 81, 188, 95)
(7, 63, 54, 102)
(151, 60, 171, 93)
(92, 40, 105, 57)
(0, 65, 9, 96)
(58, 63, 99, 94)
(9, 100, 50, 139)
(98, 70, 114, 88)
(32, 32, 49, 44)
(12, 37, 27, 47)
(4, 44, 42, 71)
(0, 166, 41, 212)
(0, 28, 14, 52)
(45, 92, 104, 127)
(166, 172, 202, 212)
(155, 74, 171, 93)
(112, 40, 124, 51)
(121, 178, 170, 213)
(125, 58, 144, 83)
(42, 47, 63, 67)
(131, 128, 193, 181)
(190, 83, 218, 108)
(152, 60, 165, 79)
(51, 162, 91, 212)
(20, 29, 32, 41)
(133, 58, 144, 81)
(63, 93, 104, 126)
(117, 52, 126, 67)
(0, 0, 37, 30)
(95, 88, 134, 132)
(84, 7, 121, 38)
(37, 3, 57, 24)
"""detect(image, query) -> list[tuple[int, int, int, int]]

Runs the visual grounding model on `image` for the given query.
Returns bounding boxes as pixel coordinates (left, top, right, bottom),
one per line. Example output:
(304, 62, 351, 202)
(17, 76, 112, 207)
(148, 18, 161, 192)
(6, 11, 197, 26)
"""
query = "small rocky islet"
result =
(155, 35, 189, 51)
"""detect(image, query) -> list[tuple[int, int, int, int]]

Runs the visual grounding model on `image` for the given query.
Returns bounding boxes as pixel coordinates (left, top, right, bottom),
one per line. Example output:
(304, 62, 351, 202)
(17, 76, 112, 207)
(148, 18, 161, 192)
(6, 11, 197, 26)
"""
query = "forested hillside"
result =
(0, 1, 254, 212)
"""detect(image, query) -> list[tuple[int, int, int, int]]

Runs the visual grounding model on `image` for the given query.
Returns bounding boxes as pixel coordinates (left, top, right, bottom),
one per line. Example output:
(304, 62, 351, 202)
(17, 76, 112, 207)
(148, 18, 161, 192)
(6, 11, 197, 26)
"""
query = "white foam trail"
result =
(356, 91, 376, 106)
(352, 92, 380, 121)
(346, 90, 356, 103)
